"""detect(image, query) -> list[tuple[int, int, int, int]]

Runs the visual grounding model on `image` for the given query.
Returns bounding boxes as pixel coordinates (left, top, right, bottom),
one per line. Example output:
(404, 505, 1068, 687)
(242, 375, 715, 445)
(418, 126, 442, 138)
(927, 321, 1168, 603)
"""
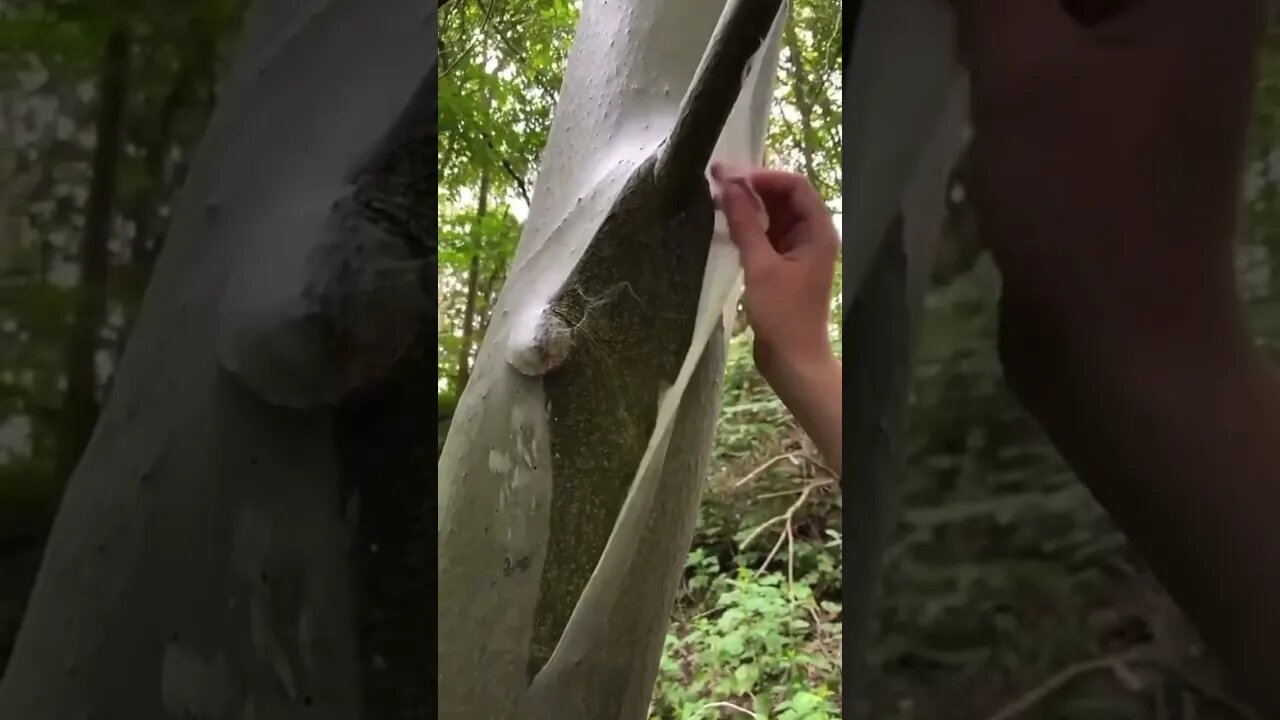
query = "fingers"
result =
(746, 170, 831, 225)
(718, 179, 776, 274)
(714, 164, 838, 270)
(747, 170, 839, 257)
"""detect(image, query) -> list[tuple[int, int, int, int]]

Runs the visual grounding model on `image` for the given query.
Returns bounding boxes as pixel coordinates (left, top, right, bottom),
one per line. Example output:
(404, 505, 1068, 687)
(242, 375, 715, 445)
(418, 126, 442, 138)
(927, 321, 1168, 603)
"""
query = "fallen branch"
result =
(732, 452, 797, 488)
(984, 649, 1148, 720)
(985, 645, 1265, 720)
(740, 478, 834, 590)
(697, 700, 758, 718)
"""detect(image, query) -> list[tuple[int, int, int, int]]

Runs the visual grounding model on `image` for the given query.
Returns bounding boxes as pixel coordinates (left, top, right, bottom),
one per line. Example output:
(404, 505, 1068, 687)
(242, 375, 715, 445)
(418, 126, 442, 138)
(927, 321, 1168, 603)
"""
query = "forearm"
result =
(761, 352, 842, 476)
(1000, 291, 1280, 714)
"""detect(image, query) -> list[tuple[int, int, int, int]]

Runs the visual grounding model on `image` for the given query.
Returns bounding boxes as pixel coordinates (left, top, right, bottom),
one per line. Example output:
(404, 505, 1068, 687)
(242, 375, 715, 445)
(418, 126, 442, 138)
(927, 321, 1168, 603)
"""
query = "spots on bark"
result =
(229, 505, 317, 708)
(512, 403, 540, 471)
(498, 402, 549, 563)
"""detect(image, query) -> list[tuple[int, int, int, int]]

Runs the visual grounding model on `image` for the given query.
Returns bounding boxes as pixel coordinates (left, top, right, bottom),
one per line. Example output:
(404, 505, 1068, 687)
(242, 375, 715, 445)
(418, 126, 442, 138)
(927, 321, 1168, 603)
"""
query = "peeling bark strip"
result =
(0, 2, 435, 719)
(527, 0, 784, 682)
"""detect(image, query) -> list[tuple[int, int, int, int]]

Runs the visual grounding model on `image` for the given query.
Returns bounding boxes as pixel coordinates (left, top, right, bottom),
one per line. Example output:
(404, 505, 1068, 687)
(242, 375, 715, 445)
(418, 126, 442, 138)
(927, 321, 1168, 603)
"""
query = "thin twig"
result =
(742, 479, 833, 592)
(988, 648, 1264, 720)
(698, 700, 759, 717)
(800, 453, 839, 480)
(732, 452, 797, 487)
(441, 0, 499, 76)
(756, 487, 808, 500)
(807, 603, 840, 664)
(984, 649, 1147, 720)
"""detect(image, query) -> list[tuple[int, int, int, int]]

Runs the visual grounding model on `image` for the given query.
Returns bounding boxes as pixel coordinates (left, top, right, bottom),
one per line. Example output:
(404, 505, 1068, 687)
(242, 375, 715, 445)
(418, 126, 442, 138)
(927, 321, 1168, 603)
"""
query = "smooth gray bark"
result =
(0, 2, 436, 718)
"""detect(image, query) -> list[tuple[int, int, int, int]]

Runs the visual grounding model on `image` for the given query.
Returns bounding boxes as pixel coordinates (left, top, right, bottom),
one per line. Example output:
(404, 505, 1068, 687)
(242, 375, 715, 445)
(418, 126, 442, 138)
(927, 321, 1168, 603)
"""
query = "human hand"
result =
(713, 165, 839, 380)
(715, 164, 843, 475)
(954, 0, 1264, 368)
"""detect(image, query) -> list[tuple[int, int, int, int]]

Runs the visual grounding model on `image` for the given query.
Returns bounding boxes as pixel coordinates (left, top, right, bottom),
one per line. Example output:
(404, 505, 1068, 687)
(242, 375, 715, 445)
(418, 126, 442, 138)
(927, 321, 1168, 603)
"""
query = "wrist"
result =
(754, 341, 843, 475)
(755, 341, 838, 399)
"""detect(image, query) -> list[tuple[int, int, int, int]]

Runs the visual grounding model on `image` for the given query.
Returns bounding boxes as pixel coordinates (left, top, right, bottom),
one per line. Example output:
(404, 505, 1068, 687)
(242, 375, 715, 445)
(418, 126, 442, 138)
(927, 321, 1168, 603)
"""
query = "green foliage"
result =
(712, 334, 790, 460)
(437, 0, 578, 394)
(650, 550, 841, 720)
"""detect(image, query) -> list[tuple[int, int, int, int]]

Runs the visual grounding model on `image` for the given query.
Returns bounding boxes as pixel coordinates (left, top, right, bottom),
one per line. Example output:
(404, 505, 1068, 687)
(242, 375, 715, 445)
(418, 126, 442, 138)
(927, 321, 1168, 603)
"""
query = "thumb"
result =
(718, 179, 776, 274)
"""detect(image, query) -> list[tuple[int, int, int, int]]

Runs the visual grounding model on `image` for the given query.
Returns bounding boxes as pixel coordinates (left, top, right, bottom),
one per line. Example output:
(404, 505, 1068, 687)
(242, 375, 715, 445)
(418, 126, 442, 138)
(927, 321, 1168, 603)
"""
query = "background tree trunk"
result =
(454, 170, 489, 392)
(54, 26, 131, 483)
(0, 2, 436, 718)
(783, 18, 818, 179)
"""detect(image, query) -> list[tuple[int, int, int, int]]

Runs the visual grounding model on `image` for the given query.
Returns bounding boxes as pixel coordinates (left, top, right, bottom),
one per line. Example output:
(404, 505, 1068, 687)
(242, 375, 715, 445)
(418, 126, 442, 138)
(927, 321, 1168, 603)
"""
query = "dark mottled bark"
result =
(526, 0, 785, 681)
(527, 155, 716, 677)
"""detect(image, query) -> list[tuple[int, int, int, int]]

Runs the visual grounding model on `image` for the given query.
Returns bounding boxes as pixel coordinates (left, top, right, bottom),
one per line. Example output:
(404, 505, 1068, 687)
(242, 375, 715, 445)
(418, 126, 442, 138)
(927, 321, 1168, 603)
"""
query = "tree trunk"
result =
(844, 0, 959, 295)
(843, 0, 967, 711)
(454, 170, 489, 392)
(0, 2, 436, 718)
(437, 0, 788, 717)
(477, 264, 504, 339)
(55, 26, 132, 483)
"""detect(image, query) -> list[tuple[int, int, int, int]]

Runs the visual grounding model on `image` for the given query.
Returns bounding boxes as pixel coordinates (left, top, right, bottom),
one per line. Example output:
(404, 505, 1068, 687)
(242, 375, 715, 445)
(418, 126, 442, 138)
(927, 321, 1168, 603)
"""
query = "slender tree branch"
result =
(441, 0, 499, 76)
(484, 134, 532, 205)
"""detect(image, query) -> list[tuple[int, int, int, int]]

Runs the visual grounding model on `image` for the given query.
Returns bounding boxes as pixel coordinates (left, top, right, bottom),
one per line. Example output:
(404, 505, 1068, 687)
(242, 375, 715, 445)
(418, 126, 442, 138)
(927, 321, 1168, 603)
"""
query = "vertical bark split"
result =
(527, 0, 784, 686)
(527, 157, 715, 677)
